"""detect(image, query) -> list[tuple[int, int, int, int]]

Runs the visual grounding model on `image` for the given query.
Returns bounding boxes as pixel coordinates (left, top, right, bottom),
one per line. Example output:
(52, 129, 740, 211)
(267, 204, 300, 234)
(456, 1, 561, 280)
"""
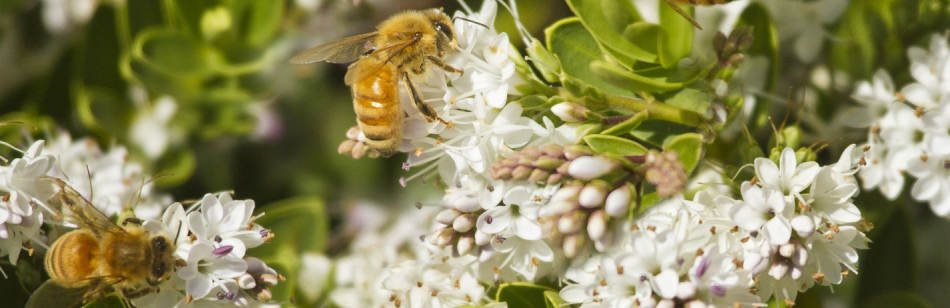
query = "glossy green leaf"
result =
(663, 87, 714, 117)
(244, 0, 283, 46)
(590, 60, 683, 93)
(495, 282, 554, 308)
(543, 290, 566, 308)
(565, 0, 656, 63)
(584, 134, 648, 156)
(526, 38, 561, 83)
(861, 291, 931, 308)
(628, 120, 695, 148)
(75, 86, 129, 137)
(662, 133, 704, 174)
(657, 1, 693, 69)
(857, 205, 917, 302)
(600, 111, 649, 136)
(622, 22, 661, 56)
(546, 18, 635, 97)
(132, 28, 210, 78)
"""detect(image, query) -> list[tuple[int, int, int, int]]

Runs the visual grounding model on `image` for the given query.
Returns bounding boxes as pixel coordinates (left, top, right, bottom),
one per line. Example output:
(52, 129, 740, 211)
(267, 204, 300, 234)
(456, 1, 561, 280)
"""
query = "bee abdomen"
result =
(45, 231, 99, 286)
(352, 64, 403, 156)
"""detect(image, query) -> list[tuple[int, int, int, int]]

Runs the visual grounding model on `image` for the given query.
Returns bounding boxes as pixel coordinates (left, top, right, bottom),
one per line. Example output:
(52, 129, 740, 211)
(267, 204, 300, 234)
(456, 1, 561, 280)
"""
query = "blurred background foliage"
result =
(2, 0, 950, 307)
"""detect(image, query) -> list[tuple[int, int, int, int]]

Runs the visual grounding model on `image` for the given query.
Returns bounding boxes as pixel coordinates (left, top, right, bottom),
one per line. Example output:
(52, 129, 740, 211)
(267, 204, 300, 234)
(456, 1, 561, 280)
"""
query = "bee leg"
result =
(425, 55, 464, 76)
(121, 217, 143, 226)
(119, 286, 155, 300)
(402, 72, 454, 128)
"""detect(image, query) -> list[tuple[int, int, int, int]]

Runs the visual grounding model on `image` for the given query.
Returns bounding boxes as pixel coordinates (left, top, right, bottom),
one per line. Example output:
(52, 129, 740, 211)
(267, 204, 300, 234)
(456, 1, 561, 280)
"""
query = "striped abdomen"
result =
(45, 230, 99, 287)
(351, 63, 403, 156)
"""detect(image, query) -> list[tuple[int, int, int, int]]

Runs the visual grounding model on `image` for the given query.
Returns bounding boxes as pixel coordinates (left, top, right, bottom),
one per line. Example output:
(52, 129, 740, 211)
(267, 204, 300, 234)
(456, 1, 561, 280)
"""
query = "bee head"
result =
(425, 9, 458, 55)
(147, 235, 176, 285)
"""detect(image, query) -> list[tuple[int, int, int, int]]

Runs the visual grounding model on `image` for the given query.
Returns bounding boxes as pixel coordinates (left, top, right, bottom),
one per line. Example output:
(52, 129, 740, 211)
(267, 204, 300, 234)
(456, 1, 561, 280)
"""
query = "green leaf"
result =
(600, 111, 648, 136)
(657, 1, 693, 69)
(622, 22, 660, 56)
(173, 0, 223, 38)
(628, 120, 695, 148)
(584, 134, 648, 156)
(243, 0, 283, 46)
(566, 0, 656, 63)
(857, 205, 917, 302)
(543, 290, 566, 308)
(132, 28, 210, 78)
(662, 133, 704, 174)
(660, 87, 713, 115)
(590, 60, 683, 93)
(546, 18, 635, 97)
(860, 291, 931, 308)
(526, 38, 561, 83)
(495, 282, 554, 308)
(75, 86, 129, 137)
(736, 2, 779, 95)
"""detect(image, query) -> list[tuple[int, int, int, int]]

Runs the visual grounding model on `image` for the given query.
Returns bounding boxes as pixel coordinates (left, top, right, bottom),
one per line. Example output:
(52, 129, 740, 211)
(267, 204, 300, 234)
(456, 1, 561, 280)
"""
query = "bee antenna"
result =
(452, 16, 489, 29)
(86, 165, 94, 203)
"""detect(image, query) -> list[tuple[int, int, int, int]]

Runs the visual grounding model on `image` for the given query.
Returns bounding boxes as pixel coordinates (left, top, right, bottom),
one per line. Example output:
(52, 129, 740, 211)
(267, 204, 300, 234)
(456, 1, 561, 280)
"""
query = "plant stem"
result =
(558, 88, 707, 127)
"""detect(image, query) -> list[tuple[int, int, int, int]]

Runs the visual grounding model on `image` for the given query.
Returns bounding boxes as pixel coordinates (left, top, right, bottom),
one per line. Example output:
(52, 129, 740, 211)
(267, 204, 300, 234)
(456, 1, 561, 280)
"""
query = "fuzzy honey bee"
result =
(30, 177, 179, 306)
(291, 9, 464, 157)
(663, 0, 736, 30)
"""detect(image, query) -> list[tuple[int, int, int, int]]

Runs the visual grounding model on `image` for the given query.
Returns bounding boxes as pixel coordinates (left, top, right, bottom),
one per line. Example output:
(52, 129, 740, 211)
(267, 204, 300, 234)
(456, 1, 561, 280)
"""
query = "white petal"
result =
(477, 206, 510, 234)
(513, 216, 542, 240)
(765, 216, 792, 245)
(186, 273, 213, 299)
(653, 269, 680, 299)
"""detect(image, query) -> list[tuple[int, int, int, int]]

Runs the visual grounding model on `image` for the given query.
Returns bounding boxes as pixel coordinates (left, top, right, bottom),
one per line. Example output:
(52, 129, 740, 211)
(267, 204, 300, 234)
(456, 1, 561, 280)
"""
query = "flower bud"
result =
(260, 273, 280, 287)
(511, 165, 533, 180)
(769, 259, 789, 280)
(779, 243, 796, 258)
(562, 234, 585, 259)
(676, 281, 696, 300)
(474, 230, 491, 246)
(578, 181, 609, 208)
(256, 289, 273, 302)
(534, 156, 566, 170)
(540, 200, 576, 217)
(568, 155, 619, 180)
(587, 210, 606, 240)
(436, 209, 462, 225)
(337, 140, 357, 155)
(558, 211, 585, 234)
(563, 145, 593, 160)
(457, 234, 475, 255)
(790, 215, 815, 238)
(453, 214, 476, 233)
(539, 143, 564, 158)
(657, 299, 675, 308)
(528, 169, 550, 183)
(685, 300, 707, 308)
(237, 273, 257, 289)
(552, 102, 589, 122)
(605, 185, 632, 217)
(434, 228, 456, 247)
(350, 142, 369, 159)
(789, 264, 803, 280)
(792, 243, 808, 267)
(546, 173, 563, 185)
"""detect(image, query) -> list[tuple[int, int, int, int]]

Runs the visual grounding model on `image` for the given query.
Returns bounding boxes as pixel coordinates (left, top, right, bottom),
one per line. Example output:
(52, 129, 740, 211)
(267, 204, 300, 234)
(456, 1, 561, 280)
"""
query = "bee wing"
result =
(36, 176, 123, 237)
(290, 32, 379, 64)
(26, 280, 87, 308)
(342, 36, 420, 85)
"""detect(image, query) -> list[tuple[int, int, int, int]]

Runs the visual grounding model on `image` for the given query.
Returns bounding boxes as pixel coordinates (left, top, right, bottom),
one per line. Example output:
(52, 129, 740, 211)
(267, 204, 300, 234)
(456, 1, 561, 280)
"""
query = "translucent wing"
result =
(26, 280, 87, 308)
(343, 36, 420, 85)
(37, 176, 123, 237)
(290, 32, 379, 64)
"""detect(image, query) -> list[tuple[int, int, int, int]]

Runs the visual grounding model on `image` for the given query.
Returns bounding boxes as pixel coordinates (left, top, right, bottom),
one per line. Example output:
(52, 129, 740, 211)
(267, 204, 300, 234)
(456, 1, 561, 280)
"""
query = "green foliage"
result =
(495, 282, 556, 308)
(857, 205, 918, 304)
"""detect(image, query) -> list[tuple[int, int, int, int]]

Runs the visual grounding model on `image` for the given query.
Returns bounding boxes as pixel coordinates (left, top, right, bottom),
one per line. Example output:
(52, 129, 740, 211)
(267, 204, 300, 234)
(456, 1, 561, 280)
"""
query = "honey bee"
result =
(291, 9, 463, 156)
(663, 0, 736, 30)
(28, 177, 179, 307)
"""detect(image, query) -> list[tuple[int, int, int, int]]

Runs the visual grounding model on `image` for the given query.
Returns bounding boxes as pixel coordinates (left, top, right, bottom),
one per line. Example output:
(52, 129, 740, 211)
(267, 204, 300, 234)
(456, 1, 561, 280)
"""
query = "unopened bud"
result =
(474, 230, 491, 246)
(779, 243, 796, 258)
(528, 169, 550, 183)
(604, 184, 632, 217)
(562, 234, 585, 258)
(257, 288, 273, 302)
(790, 215, 815, 237)
(534, 156, 566, 170)
(511, 165, 533, 180)
(260, 273, 280, 287)
(436, 209, 462, 225)
(435, 228, 456, 247)
(563, 145, 593, 160)
(552, 102, 589, 122)
(351, 142, 369, 159)
(237, 273, 257, 289)
(587, 210, 607, 240)
(338, 140, 357, 155)
(676, 281, 696, 300)
(558, 211, 587, 234)
(578, 181, 610, 208)
(569, 155, 619, 180)
(457, 234, 475, 255)
(769, 260, 789, 280)
(453, 214, 476, 233)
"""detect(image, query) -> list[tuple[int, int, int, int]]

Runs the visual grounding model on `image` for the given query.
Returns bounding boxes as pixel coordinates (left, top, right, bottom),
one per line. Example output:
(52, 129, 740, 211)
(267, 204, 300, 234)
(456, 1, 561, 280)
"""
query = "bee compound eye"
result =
(435, 22, 453, 41)
(153, 238, 166, 250)
(154, 263, 166, 276)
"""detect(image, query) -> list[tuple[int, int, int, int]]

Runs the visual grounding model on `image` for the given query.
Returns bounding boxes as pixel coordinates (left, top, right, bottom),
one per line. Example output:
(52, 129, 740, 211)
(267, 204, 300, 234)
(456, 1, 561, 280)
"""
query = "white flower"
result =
(187, 193, 264, 248)
(900, 34, 950, 110)
(0, 192, 44, 265)
(729, 183, 793, 245)
(130, 95, 180, 159)
(844, 69, 900, 128)
(857, 138, 906, 199)
(906, 154, 950, 216)
(921, 95, 950, 155)
(178, 241, 249, 299)
(755, 147, 819, 197)
(805, 167, 861, 225)
(803, 226, 863, 286)
(476, 186, 543, 240)
(41, 0, 98, 34)
(2, 141, 55, 199)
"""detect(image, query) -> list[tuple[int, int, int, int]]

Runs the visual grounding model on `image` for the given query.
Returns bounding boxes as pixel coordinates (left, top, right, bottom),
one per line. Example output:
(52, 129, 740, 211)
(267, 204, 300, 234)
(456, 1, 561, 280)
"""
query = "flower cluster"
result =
(133, 193, 278, 307)
(560, 147, 870, 306)
(853, 34, 950, 216)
